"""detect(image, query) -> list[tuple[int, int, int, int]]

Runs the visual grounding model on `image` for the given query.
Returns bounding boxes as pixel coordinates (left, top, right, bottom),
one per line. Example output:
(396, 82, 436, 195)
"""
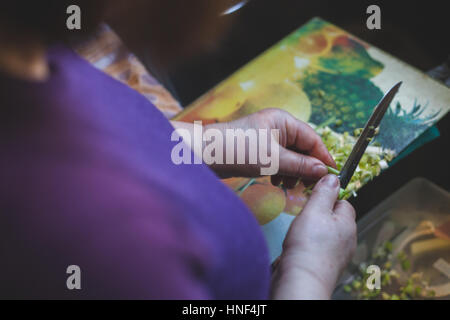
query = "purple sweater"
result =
(0, 45, 270, 299)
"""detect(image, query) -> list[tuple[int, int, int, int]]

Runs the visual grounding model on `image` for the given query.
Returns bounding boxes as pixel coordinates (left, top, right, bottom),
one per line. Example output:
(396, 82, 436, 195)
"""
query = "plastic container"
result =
(333, 177, 450, 300)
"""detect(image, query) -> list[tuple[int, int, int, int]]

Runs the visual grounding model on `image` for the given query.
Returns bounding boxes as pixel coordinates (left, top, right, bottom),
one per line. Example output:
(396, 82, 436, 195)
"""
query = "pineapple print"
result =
(299, 71, 384, 132)
(375, 101, 440, 152)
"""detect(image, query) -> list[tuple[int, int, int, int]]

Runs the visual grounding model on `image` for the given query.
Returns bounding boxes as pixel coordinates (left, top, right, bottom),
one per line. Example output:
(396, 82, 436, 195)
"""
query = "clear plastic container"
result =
(333, 178, 450, 300)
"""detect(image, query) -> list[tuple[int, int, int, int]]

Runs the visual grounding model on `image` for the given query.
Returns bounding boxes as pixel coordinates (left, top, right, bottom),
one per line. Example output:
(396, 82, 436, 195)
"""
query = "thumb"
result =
(303, 174, 340, 214)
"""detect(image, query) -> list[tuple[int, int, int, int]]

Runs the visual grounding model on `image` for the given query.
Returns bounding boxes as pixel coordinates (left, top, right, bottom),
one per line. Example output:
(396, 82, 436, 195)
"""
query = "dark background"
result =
(161, 0, 449, 106)
(148, 0, 450, 218)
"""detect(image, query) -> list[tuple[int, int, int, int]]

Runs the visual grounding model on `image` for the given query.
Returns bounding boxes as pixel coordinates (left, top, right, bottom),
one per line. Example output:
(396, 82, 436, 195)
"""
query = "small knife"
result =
(339, 82, 402, 189)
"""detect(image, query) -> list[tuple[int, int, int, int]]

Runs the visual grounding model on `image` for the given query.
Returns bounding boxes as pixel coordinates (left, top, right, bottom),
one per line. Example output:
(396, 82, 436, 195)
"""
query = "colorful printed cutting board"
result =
(174, 18, 450, 261)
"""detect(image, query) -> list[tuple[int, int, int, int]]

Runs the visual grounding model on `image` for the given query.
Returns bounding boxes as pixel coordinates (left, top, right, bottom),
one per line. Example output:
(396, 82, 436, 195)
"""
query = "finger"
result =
(271, 175, 282, 186)
(282, 176, 299, 189)
(334, 200, 356, 220)
(303, 174, 340, 214)
(285, 117, 336, 168)
(278, 147, 328, 180)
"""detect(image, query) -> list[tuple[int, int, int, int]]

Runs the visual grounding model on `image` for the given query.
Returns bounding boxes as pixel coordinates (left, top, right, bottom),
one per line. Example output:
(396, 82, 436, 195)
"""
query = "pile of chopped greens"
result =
(310, 124, 396, 199)
(343, 241, 436, 300)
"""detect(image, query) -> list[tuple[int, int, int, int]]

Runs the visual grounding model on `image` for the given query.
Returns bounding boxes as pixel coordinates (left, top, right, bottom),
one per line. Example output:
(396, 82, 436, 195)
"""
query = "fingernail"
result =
(313, 164, 327, 177)
(323, 174, 339, 188)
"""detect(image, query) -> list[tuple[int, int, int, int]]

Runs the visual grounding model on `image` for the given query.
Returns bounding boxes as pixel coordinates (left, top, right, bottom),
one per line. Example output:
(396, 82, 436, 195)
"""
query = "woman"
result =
(0, 1, 356, 299)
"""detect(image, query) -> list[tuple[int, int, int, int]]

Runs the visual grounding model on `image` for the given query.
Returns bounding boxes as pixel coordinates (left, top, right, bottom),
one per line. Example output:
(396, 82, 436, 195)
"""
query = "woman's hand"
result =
(172, 110, 356, 299)
(271, 174, 357, 299)
(198, 108, 336, 185)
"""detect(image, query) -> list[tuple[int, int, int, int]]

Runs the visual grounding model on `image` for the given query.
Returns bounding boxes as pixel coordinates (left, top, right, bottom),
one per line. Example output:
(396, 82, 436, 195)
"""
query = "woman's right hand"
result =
(271, 174, 357, 299)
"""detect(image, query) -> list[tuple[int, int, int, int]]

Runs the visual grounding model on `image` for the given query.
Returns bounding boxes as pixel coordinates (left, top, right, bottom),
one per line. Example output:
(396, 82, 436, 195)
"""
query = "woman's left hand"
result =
(180, 108, 336, 186)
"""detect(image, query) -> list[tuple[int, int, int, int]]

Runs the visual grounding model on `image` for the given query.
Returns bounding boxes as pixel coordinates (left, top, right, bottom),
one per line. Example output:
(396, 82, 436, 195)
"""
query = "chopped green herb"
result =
(401, 259, 411, 271)
(384, 241, 393, 253)
(343, 285, 352, 293)
(354, 128, 363, 136)
(327, 166, 340, 175)
(352, 280, 362, 290)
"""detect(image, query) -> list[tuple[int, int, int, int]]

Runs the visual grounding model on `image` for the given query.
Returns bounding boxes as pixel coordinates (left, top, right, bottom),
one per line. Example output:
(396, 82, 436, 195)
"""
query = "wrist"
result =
(271, 250, 340, 299)
(203, 122, 235, 178)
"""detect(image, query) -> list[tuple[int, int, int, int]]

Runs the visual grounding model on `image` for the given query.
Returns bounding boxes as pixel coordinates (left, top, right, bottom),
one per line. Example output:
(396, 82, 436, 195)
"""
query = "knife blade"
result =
(339, 81, 402, 189)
